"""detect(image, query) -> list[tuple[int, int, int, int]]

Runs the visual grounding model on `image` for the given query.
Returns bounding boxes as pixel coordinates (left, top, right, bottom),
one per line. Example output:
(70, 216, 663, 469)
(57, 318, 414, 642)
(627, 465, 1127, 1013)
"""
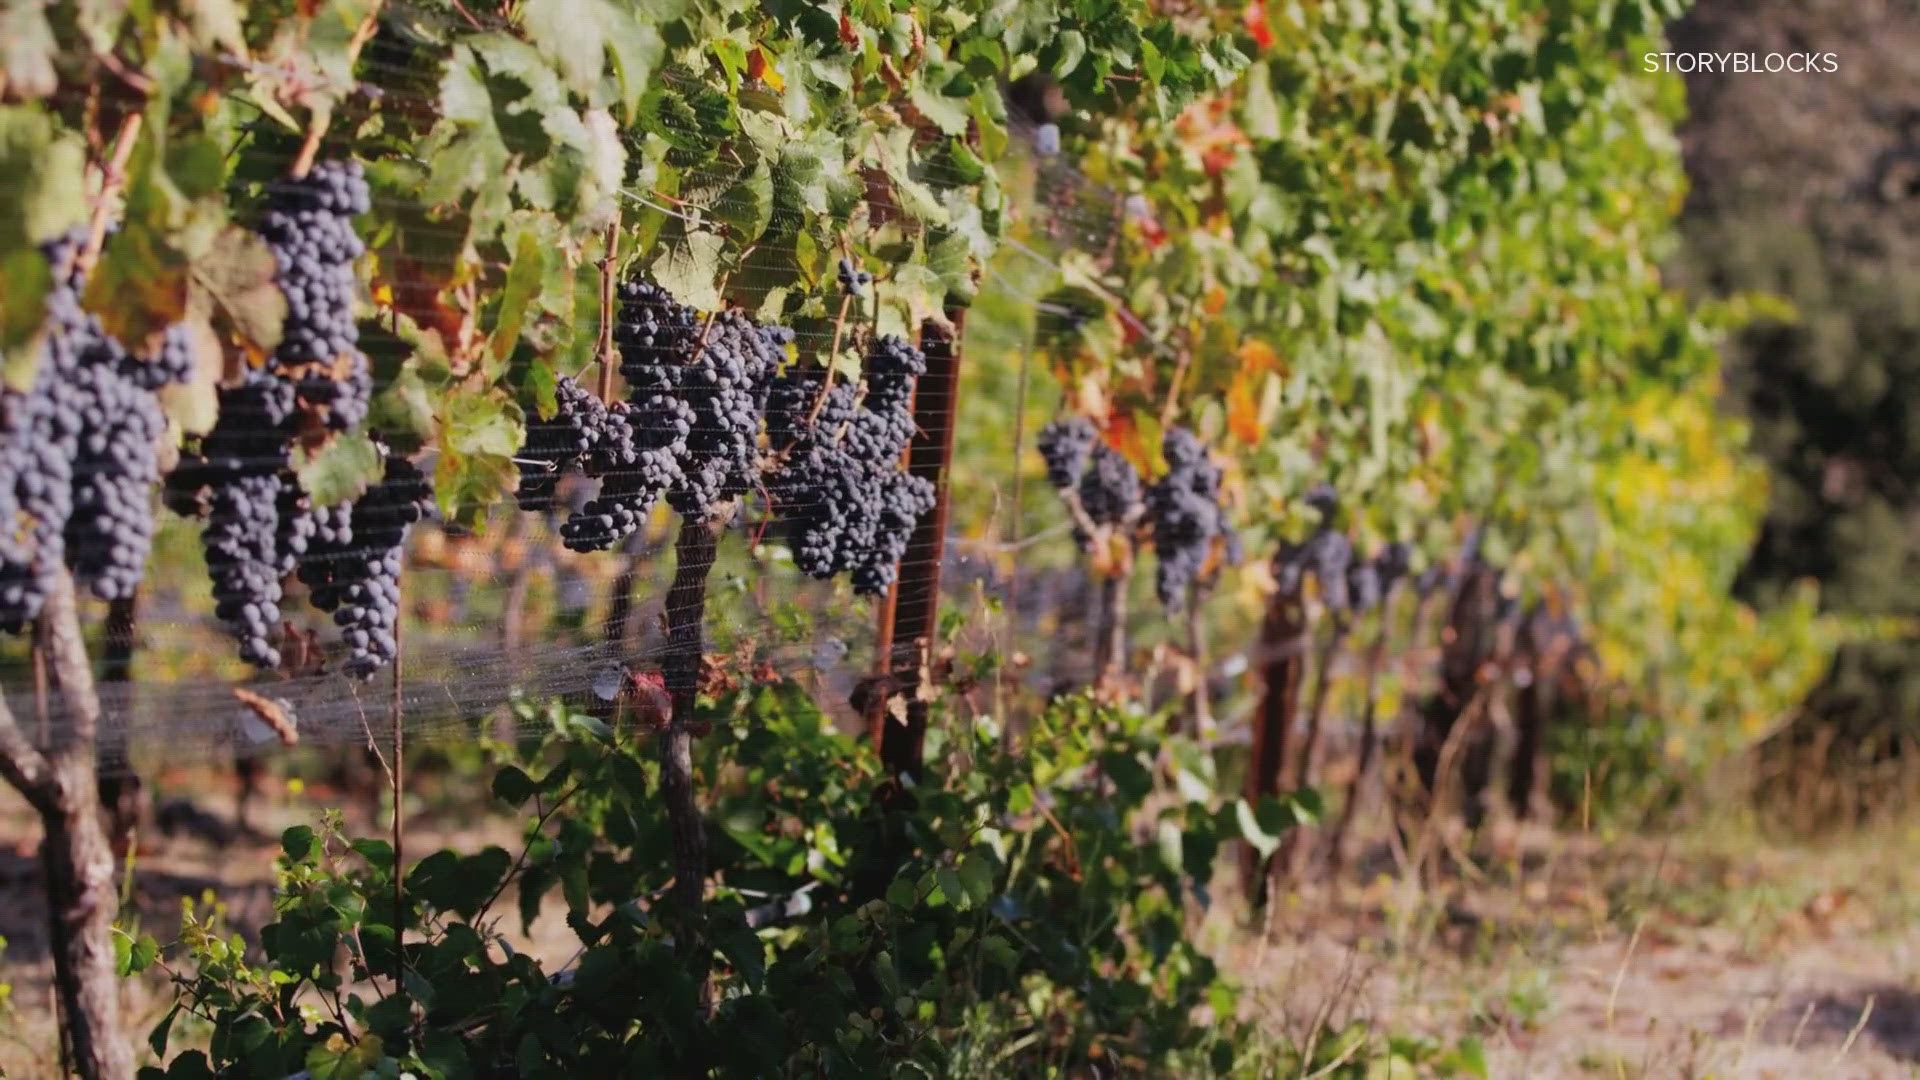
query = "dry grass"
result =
(1215, 820, 1920, 1078)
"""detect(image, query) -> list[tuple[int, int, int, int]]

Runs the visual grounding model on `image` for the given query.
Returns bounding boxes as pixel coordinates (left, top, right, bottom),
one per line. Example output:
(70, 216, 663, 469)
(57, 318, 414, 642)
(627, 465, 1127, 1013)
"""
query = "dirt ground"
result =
(1226, 826, 1920, 1078)
(2, 772, 1919, 1078)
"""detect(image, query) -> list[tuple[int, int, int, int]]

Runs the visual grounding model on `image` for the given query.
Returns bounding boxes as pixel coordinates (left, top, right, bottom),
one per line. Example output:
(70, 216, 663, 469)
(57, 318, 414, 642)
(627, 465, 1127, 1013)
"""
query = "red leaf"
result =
(1243, 3, 1273, 51)
(627, 670, 672, 729)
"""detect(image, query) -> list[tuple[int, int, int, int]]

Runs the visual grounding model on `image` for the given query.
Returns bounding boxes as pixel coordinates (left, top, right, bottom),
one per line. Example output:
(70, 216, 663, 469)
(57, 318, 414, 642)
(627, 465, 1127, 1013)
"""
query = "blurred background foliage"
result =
(1669, 0, 1920, 828)
(956, 0, 1861, 807)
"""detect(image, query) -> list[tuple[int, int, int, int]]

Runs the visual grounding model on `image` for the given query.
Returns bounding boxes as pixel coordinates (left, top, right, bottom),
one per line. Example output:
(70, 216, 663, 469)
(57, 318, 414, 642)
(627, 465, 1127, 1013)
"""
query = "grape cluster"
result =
(1037, 417, 1096, 490)
(517, 375, 610, 513)
(180, 371, 300, 666)
(0, 232, 191, 630)
(554, 280, 791, 547)
(861, 332, 926, 415)
(1352, 541, 1413, 613)
(1075, 442, 1142, 545)
(559, 394, 692, 552)
(1269, 487, 1413, 619)
(836, 257, 873, 297)
(1284, 529, 1354, 611)
(1145, 426, 1240, 608)
(259, 161, 373, 431)
(64, 338, 183, 601)
(1036, 415, 1143, 550)
(766, 335, 936, 595)
(205, 474, 288, 667)
(665, 311, 788, 519)
(0, 237, 90, 629)
(299, 454, 432, 677)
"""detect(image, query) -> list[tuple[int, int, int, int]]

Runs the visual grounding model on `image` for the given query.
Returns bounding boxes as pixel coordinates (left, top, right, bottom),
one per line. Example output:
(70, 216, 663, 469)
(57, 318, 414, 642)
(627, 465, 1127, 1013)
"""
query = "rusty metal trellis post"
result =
(870, 311, 965, 784)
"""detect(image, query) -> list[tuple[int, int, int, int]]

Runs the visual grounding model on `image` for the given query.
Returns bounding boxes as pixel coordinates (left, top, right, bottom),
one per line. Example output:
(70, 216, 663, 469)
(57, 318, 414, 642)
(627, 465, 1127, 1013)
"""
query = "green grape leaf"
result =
(0, 2, 58, 100)
(295, 433, 383, 508)
(908, 79, 970, 137)
(0, 106, 85, 384)
(522, 0, 612, 97)
(490, 229, 548, 360)
(649, 225, 726, 311)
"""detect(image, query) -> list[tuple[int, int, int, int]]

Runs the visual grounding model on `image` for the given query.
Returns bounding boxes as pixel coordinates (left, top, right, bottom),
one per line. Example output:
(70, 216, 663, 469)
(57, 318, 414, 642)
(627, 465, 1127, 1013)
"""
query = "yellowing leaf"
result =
(1074, 373, 1107, 420)
(1235, 339, 1281, 376)
(1227, 372, 1261, 445)
(748, 47, 784, 92)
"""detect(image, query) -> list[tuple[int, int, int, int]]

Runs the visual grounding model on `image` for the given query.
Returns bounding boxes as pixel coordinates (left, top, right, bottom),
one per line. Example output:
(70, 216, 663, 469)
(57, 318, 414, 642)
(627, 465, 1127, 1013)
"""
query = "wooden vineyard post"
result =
(1242, 570, 1307, 909)
(99, 594, 141, 857)
(661, 511, 722, 1015)
(873, 312, 966, 787)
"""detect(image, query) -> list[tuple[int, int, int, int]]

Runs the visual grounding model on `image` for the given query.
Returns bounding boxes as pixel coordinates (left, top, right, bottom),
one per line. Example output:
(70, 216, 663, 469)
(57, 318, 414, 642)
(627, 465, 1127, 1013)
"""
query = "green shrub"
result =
(137, 689, 1250, 1078)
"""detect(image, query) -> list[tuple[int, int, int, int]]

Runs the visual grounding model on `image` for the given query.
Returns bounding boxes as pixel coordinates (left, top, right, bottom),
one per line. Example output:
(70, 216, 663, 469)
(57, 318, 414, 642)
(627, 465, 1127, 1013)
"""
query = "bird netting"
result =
(0, 15, 1210, 775)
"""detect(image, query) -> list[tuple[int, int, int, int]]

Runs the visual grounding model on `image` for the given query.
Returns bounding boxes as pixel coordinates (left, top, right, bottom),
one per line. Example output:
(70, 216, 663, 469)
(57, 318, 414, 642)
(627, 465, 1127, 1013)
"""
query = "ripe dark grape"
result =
(559, 395, 691, 552)
(301, 454, 432, 677)
(517, 376, 609, 513)
(860, 334, 925, 417)
(1145, 426, 1238, 609)
(259, 160, 372, 431)
(1037, 417, 1096, 490)
(665, 311, 784, 518)
(1074, 441, 1142, 544)
(174, 371, 300, 666)
(836, 257, 873, 297)
(1035, 123, 1062, 157)
(205, 474, 288, 668)
(614, 280, 700, 393)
